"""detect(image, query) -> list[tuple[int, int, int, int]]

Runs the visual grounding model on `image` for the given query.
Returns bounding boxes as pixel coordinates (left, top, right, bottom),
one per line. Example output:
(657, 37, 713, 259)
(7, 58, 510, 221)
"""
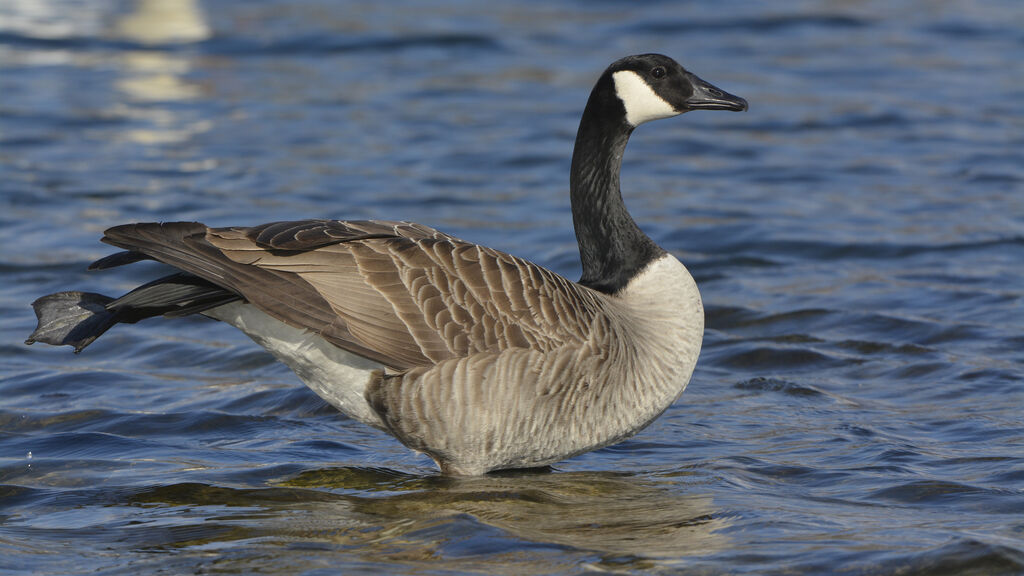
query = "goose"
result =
(27, 54, 747, 475)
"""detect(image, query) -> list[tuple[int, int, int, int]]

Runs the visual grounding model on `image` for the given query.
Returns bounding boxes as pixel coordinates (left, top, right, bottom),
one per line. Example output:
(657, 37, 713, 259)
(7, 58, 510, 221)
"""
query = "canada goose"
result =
(27, 54, 747, 475)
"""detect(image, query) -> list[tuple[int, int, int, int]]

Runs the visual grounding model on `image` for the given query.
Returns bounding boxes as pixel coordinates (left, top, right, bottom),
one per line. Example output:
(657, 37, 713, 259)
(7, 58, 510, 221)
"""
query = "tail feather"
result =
(26, 273, 241, 353)
(109, 272, 239, 318)
(88, 250, 153, 270)
(26, 292, 118, 353)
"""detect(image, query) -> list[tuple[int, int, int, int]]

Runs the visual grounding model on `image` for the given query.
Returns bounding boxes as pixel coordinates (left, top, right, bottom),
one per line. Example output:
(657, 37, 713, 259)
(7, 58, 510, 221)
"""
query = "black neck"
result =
(570, 78, 664, 294)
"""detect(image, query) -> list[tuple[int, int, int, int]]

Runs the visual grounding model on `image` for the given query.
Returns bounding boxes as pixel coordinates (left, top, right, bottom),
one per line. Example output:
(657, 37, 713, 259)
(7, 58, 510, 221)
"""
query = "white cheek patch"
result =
(612, 70, 679, 127)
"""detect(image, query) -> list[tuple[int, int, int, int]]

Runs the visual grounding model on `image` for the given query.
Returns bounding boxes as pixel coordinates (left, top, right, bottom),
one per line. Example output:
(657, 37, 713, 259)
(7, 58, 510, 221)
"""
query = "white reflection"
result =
(0, 0, 212, 144)
(116, 52, 202, 102)
(114, 0, 209, 44)
(111, 0, 211, 143)
(0, 0, 104, 39)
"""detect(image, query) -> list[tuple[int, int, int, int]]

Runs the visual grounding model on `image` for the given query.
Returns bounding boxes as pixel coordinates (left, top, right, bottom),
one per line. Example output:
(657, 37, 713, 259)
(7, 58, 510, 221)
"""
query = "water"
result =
(2, 0, 1023, 573)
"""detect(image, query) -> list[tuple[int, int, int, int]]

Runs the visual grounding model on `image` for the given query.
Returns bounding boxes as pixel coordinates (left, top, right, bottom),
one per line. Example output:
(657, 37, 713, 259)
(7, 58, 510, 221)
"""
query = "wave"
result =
(0, 30, 502, 56)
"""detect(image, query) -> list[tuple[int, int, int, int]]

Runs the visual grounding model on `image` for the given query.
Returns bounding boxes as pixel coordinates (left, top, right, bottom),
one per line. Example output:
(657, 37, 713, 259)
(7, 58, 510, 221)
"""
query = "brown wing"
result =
(101, 220, 603, 369)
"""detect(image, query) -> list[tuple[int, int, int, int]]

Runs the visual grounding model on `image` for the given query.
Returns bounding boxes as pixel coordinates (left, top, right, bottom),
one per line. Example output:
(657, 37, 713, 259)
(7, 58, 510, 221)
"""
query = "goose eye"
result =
(650, 66, 666, 79)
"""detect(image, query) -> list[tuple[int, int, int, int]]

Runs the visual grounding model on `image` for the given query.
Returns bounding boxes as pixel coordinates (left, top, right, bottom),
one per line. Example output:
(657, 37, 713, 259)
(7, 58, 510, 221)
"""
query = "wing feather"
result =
(104, 220, 604, 370)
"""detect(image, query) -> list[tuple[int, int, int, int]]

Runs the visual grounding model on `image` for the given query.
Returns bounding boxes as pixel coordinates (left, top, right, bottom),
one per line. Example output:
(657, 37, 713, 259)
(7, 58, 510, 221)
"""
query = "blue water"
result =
(2, 0, 1023, 574)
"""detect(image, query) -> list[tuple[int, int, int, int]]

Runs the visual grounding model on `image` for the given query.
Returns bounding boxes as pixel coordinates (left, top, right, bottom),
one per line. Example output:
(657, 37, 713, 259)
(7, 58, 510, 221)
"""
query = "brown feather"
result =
(101, 220, 605, 371)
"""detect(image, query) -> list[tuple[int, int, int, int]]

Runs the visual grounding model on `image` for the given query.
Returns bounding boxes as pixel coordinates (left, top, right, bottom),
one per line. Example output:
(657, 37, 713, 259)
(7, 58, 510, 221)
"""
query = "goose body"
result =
(27, 54, 747, 475)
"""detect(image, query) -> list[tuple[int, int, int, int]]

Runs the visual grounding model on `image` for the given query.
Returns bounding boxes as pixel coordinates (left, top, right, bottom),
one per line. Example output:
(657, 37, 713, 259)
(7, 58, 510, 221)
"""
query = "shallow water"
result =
(2, 0, 1023, 574)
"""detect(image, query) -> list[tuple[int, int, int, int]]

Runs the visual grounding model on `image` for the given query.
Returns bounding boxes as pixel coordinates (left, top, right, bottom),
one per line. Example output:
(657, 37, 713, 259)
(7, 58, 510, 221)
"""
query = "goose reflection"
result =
(127, 468, 729, 572)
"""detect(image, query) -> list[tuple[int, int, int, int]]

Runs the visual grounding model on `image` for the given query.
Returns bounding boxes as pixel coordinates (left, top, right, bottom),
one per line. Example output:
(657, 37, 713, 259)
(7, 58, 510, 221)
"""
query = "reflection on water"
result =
(115, 52, 202, 103)
(113, 469, 726, 573)
(113, 0, 209, 143)
(114, 0, 210, 45)
(0, 0, 210, 142)
(0, 0, 104, 40)
(3, 467, 726, 574)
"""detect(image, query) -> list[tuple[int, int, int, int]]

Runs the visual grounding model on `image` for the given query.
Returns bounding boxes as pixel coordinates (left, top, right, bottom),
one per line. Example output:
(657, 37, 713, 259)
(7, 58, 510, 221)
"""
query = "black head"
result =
(601, 53, 747, 127)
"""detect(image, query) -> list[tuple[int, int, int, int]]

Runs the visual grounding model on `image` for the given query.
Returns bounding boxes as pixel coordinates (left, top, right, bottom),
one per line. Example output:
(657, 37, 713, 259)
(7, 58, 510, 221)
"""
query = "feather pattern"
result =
(370, 254, 704, 474)
(101, 220, 606, 370)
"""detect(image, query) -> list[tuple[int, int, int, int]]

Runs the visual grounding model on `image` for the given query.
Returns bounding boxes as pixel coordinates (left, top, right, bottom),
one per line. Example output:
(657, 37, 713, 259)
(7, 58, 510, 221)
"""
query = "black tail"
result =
(27, 269, 240, 353)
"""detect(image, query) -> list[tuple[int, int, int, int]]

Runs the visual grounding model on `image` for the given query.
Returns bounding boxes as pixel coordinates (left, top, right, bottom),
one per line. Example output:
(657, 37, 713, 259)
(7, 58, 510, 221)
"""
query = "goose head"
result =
(602, 53, 748, 128)
(570, 54, 747, 294)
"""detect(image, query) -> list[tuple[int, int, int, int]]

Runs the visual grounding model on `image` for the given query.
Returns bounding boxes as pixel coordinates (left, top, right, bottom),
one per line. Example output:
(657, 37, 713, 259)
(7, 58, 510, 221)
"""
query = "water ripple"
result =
(0, 30, 503, 56)
(624, 14, 871, 35)
(2, 0, 1023, 573)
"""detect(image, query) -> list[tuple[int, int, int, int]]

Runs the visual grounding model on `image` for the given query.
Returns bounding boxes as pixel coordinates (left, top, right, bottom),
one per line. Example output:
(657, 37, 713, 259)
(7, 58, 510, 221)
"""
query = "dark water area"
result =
(2, 0, 1023, 574)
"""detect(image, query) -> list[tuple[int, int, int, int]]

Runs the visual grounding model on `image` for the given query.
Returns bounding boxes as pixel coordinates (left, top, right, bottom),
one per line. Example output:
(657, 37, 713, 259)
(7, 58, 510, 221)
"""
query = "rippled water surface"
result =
(2, 0, 1023, 574)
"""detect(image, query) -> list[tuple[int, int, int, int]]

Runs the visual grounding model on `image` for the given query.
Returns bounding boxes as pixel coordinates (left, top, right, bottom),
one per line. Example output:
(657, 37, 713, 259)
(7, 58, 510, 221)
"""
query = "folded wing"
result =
(99, 220, 604, 369)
